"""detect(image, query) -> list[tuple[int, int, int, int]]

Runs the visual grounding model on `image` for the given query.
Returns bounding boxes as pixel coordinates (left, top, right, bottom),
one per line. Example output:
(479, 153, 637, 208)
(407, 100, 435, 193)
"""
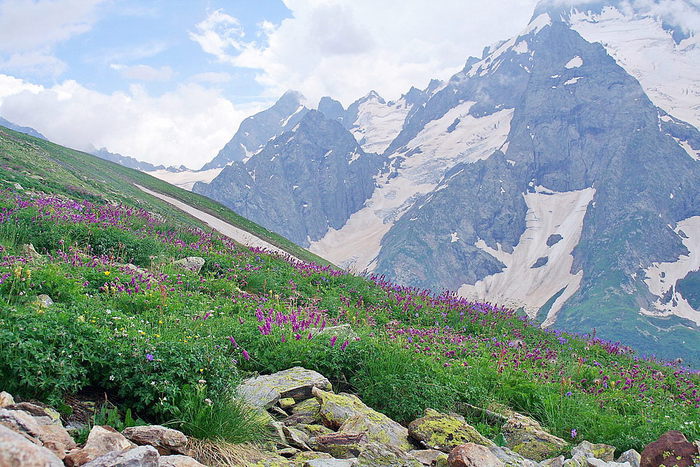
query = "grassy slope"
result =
(0, 126, 331, 266)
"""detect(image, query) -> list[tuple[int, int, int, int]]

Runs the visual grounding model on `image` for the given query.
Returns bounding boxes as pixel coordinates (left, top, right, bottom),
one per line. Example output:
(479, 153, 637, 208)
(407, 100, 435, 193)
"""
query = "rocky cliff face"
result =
(194, 0, 700, 364)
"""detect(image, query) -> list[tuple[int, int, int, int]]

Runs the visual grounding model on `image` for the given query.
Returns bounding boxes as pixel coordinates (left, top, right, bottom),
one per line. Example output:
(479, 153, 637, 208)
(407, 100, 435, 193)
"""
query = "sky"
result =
(0, 0, 546, 169)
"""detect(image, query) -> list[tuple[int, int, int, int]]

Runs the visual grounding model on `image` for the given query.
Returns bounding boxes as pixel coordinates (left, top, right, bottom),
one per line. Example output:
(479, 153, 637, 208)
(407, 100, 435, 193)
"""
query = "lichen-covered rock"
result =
(640, 430, 698, 467)
(408, 408, 495, 452)
(280, 398, 296, 409)
(312, 387, 412, 451)
(285, 398, 323, 425)
(541, 455, 565, 467)
(304, 458, 358, 467)
(313, 432, 368, 458)
(447, 443, 504, 467)
(282, 425, 312, 450)
(158, 455, 207, 467)
(408, 448, 445, 465)
(122, 425, 187, 455)
(292, 450, 333, 462)
(0, 408, 76, 459)
(339, 414, 413, 452)
(0, 391, 14, 407)
(356, 442, 422, 466)
(174, 256, 205, 273)
(501, 413, 567, 461)
(82, 445, 159, 466)
(296, 424, 334, 439)
(488, 445, 539, 466)
(571, 441, 616, 462)
(0, 424, 63, 467)
(65, 425, 136, 466)
(615, 449, 640, 467)
(239, 367, 332, 409)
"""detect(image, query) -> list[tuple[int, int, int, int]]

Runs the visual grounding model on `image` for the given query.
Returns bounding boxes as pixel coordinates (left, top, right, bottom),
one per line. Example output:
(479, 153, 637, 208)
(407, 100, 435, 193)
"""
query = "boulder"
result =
(0, 408, 75, 459)
(304, 459, 358, 467)
(173, 257, 205, 273)
(312, 432, 368, 458)
(65, 425, 136, 466)
(239, 367, 332, 409)
(158, 455, 206, 467)
(0, 391, 15, 407)
(501, 413, 568, 461)
(447, 443, 504, 467)
(82, 445, 159, 466)
(122, 425, 188, 455)
(571, 441, 616, 462)
(408, 449, 445, 465)
(339, 414, 413, 452)
(488, 445, 540, 466)
(408, 408, 495, 452)
(615, 449, 640, 467)
(356, 443, 422, 466)
(282, 425, 312, 450)
(0, 424, 63, 467)
(640, 430, 698, 467)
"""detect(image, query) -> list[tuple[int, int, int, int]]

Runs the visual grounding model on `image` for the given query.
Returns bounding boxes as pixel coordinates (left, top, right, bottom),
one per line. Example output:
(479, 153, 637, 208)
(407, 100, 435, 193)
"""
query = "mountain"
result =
(201, 90, 309, 170)
(91, 147, 168, 172)
(0, 116, 47, 140)
(193, 0, 700, 364)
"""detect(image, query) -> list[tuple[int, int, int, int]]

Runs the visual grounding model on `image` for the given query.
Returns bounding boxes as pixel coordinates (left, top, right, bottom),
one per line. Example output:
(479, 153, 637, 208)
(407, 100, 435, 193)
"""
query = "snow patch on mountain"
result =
(569, 6, 700, 128)
(350, 95, 411, 154)
(565, 56, 583, 69)
(148, 168, 223, 191)
(641, 216, 700, 325)
(309, 106, 513, 271)
(459, 186, 596, 326)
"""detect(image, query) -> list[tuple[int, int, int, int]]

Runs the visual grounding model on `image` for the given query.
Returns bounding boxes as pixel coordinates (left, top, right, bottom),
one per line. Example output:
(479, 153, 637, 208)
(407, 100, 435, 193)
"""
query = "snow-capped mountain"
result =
(194, 0, 700, 364)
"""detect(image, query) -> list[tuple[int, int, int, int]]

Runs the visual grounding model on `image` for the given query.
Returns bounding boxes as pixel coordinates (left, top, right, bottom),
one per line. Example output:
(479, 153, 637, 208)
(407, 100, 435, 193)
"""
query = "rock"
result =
(173, 257, 205, 273)
(312, 388, 412, 451)
(0, 392, 15, 407)
(65, 425, 136, 466)
(122, 425, 187, 455)
(14, 182, 24, 190)
(541, 455, 565, 467)
(82, 445, 159, 466)
(571, 441, 616, 462)
(434, 454, 449, 467)
(615, 450, 640, 467)
(304, 459, 358, 467)
(280, 398, 296, 410)
(296, 424, 334, 439)
(22, 244, 43, 262)
(0, 408, 75, 459)
(285, 398, 323, 425)
(586, 460, 631, 467)
(338, 414, 413, 451)
(293, 451, 333, 462)
(447, 443, 504, 467)
(501, 413, 568, 462)
(640, 430, 698, 467)
(488, 445, 540, 466)
(35, 294, 54, 308)
(408, 408, 495, 452)
(356, 442, 423, 466)
(408, 449, 445, 465)
(278, 447, 301, 457)
(314, 324, 358, 340)
(4, 402, 60, 423)
(239, 367, 332, 409)
(158, 455, 206, 467)
(282, 425, 312, 450)
(0, 424, 64, 466)
(313, 432, 368, 458)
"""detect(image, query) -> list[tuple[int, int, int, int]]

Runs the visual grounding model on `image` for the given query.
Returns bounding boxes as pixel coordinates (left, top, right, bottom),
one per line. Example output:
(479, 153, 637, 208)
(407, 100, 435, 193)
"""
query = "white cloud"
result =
(190, 0, 540, 105)
(0, 73, 262, 168)
(110, 64, 174, 82)
(190, 71, 232, 84)
(0, 0, 107, 75)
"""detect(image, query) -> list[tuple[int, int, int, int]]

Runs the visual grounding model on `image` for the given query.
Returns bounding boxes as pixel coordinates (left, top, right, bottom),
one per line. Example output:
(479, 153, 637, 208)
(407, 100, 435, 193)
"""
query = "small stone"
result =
(408, 408, 495, 452)
(35, 294, 54, 308)
(122, 425, 188, 455)
(14, 183, 23, 190)
(616, 449, 640, 467)
(408, 448, 444, 465)
(158, 455, 207, 466)
(314, 324, 358, 340)
(238, 367, 332, 409)
(280, 398, 296, 409)
(0, 391, 14, 407)
(0, 424, 63, 467)
(64, 425, 136, 466)
(173, 257, 205, 273)
(22, 243, 43, 262)
(640, 430, 698, 467)
(572, 441, 616, 462)
(447, 443, 504, 467)
(82, 445, 159, 466)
